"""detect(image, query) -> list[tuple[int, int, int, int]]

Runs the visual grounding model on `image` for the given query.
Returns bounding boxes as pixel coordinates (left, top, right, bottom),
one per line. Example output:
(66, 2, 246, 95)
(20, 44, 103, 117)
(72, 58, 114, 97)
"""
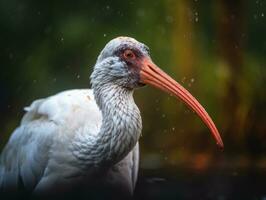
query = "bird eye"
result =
(123, 50, 136, 59)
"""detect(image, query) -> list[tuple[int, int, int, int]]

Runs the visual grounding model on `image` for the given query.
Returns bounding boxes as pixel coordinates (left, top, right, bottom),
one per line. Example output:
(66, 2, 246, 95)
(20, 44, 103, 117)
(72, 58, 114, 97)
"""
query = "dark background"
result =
(1, 0, 266, 199)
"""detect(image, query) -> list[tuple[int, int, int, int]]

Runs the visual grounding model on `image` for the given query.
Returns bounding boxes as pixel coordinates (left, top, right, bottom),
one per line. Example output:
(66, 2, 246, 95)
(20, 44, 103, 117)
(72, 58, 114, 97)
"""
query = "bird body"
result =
(0, 37, 223, 197)
(0, 89, 139, 195)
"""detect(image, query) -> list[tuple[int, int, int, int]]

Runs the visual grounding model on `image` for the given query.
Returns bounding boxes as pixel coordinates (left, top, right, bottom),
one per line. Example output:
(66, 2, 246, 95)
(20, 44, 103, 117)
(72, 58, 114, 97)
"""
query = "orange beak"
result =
(139, 57, 224, 149)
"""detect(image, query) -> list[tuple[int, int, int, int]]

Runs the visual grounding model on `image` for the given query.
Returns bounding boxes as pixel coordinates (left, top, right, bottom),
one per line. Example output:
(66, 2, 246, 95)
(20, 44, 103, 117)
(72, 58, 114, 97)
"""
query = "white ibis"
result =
(0, 37, 223, 197)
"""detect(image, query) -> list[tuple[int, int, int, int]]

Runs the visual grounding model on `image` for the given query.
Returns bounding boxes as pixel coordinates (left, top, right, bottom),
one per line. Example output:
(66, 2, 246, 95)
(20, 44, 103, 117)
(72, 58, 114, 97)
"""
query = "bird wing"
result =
(0, 89, 102, 192)
(0, 99, 56, 192)
(104, 143, 139, 195)
(131, 142, 139, 189)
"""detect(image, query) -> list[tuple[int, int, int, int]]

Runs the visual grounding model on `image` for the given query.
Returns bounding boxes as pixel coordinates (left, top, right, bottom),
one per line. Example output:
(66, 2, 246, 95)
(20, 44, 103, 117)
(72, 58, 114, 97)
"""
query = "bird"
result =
(0, 36, 223, 198)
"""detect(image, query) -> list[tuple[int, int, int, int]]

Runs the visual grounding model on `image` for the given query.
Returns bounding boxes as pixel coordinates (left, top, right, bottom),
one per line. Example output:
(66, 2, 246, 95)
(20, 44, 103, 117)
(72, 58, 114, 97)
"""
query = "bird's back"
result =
(0, 89, 139, 196)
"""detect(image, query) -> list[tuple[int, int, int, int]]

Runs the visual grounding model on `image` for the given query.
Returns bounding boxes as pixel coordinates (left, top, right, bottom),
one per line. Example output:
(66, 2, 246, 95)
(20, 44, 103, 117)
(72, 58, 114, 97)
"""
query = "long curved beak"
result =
(139, 57, 224, 149)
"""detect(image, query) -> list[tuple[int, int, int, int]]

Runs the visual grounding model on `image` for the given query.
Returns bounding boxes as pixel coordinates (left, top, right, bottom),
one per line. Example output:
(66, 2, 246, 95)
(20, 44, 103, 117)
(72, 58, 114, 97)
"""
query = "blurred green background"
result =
(1, 0, 266, 199)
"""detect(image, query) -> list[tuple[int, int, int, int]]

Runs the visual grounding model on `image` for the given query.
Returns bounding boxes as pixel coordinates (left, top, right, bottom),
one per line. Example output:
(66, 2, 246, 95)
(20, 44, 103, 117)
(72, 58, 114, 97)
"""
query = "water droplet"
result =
(137, 9, 145, 17)
(195, 12, 198, 16)
(77, 74, 80, 79)
(166, 16, 173, 23)
(60, 37, 64, 42)
(190, 78, 195, 83)
(103, 33, 107, 37)
(9, 53, 13, 59)
(195, 17, 199, 22)
(184, 109, 191, 114)
(232, 171, 238, 176)
(262, 13, 264, 17)
(117, 11, 124, 17)
(172, 127, 175, 131)
(217, 195, 226, 200)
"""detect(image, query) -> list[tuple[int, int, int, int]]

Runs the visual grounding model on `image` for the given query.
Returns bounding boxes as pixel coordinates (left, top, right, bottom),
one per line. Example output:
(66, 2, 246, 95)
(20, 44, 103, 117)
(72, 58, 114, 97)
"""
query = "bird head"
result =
(91, 36, 150, 89)
(90, 36, 224, 149)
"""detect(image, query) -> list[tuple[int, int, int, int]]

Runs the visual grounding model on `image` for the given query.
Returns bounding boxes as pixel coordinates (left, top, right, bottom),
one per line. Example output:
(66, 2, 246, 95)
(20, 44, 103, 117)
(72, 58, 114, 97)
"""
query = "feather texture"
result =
(0, 89, 139, 195)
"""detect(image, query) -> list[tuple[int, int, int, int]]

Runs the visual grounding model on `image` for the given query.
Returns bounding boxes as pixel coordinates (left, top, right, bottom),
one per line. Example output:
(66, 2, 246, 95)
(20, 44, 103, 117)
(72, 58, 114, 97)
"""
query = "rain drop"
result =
(9, 53, 13, 60)
(137, 9, 145, 17)
(103, 33, 107, 37)
(232, 171, 238, 176)
(262, 13, 264, 17)
(217, 195, 225, 200)
(166, 16, 173, 23)
(77, 74, 80, 79)
(195, 17, 199, 22)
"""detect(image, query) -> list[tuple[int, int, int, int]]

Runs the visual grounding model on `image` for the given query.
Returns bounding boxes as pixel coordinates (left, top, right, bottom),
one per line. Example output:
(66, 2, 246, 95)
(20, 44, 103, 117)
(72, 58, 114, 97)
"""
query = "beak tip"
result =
(217, 142, 224, 151)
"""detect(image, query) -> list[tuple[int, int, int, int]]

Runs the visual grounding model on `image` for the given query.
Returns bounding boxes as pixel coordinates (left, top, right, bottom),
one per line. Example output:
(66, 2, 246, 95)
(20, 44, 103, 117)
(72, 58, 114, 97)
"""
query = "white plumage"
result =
(0, 89, 139, 196)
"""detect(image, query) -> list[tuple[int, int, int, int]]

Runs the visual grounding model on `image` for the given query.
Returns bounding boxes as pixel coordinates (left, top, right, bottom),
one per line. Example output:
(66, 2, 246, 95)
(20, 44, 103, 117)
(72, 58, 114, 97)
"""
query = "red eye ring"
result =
(123, 50, 136, 59)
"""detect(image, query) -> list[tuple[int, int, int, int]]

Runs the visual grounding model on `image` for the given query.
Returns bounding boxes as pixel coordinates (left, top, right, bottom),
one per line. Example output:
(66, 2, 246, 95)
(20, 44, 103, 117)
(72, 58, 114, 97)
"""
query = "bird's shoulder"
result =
(22, 89, 101, 127)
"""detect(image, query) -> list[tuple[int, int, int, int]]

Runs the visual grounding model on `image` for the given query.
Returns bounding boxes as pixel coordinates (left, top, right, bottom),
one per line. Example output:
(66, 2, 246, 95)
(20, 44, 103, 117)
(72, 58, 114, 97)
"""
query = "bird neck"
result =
(92, 84, 142, 166)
